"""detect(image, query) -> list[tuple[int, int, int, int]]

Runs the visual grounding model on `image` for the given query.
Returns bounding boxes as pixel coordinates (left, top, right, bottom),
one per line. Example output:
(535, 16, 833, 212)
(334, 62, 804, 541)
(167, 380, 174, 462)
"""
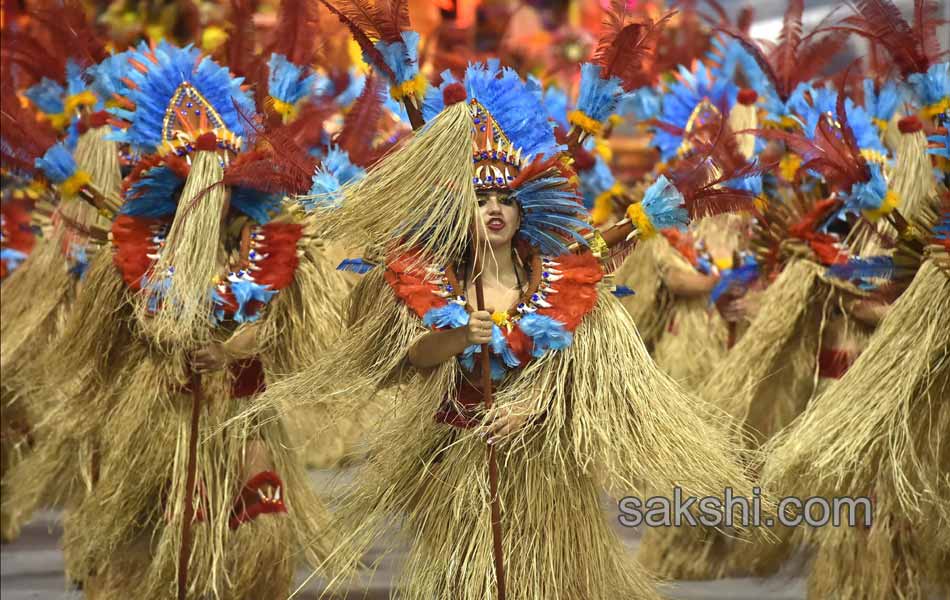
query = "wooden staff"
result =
(472, 251, 508, 600)
(177, 370, 203, 600)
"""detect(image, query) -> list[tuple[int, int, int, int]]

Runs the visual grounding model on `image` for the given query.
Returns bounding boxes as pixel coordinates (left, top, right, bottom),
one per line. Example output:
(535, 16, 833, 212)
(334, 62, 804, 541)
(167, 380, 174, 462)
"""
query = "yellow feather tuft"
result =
(861, 190, 899, 222)
(626, 202, 656, 238)
(390, 73, 428, 101)
(60, 170, 92, 198)
(568, 109, 603, 136)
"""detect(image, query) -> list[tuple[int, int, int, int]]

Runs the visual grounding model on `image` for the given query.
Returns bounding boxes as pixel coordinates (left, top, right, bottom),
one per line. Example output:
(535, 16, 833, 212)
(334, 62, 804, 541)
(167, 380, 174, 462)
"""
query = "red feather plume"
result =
(227, 106, 320, 195)
(668, 113, 773, 218)
(334, 75, 385, 166)
(592, 9, 673, 91)
(220, 0, 262, 81)
(830, 0, 946, 77)
(718, 2, 853, 101)
(25, 0, 108, 69)
(316, 0, 398, 83)
(0, 67, 58, 176)
(266, 0, 322, 66)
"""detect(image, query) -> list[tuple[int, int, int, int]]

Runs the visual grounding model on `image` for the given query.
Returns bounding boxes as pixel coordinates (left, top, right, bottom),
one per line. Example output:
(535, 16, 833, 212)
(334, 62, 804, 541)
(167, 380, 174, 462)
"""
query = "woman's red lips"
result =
(487, 218, 506, 231)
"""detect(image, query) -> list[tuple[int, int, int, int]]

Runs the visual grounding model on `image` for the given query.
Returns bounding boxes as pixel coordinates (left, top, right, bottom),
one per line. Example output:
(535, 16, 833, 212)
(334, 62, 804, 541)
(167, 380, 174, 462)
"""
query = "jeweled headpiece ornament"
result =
(469, 99, 524, 190)
(109, 41, 254, 163)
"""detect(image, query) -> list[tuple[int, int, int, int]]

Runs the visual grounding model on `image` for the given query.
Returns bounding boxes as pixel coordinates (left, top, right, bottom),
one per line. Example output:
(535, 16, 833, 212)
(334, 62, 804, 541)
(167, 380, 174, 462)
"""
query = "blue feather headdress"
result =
(87, 51, 134, 109)
(421, 62, 586, 256)
(107, 41, 255, 157)
(423, 61, 564, 163)
(651, 64, 738, 162)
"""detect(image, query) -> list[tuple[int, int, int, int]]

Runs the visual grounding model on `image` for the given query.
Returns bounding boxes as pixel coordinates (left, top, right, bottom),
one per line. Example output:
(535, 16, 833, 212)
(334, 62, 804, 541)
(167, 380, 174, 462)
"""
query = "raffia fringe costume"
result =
(256, 252, 767, 599)
(762, 225, 950, 600)
(0, 126, 118, 545)
(5, 41, 351, 598)
(650, 214, 743, 389)
(6, 227, 345, 598)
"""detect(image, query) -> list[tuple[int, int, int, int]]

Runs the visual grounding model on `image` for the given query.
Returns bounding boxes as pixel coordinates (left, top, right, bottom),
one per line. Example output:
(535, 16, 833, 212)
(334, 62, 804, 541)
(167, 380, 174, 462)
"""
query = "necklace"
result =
(444, 252, 544, 329)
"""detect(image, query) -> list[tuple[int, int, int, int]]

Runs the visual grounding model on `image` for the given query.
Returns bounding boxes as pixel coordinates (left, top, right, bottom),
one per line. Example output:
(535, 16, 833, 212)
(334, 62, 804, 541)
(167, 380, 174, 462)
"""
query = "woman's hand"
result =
(408, 309, 494, 370)
(192, 342, 229, 374)
(718, 295, 752, 323)
(465, 309, 494, 345)
(481, 404, 536, 445)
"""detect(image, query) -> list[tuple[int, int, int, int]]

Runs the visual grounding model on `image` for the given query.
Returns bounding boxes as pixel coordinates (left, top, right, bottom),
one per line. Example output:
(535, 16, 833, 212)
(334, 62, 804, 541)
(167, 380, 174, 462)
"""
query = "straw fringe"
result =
(1, 125, 118, 390)
(762, 259, 950, 544)
(652, 262, 729, 388)
(612, 235, 671, 350)
(701, 259, 827, 444)
(135, 150, 227, 348)
(806, 489, 945, 600)
(2, 251, 131, 527)
(255, 266, 761, 597)
(301, 101, 477, 270)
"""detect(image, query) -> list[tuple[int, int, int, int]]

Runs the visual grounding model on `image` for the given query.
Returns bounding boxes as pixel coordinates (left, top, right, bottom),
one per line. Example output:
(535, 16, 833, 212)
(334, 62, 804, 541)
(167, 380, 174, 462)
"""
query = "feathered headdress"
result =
(651, 63, 738, 161)
(309, 61, 589, 267)
(108, 41, 255, 159)
(757, 90, 897, 222)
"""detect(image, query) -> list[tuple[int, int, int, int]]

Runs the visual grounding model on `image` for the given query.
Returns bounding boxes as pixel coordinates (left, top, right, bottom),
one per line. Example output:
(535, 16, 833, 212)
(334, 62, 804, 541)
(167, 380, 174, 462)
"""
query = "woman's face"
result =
(475, 191, 520, 248)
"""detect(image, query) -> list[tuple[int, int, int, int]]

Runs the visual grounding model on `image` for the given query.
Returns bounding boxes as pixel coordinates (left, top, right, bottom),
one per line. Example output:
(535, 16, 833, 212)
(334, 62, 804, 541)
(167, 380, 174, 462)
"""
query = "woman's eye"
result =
(500, 197, 514, 206)
(477, 199, 488, 207)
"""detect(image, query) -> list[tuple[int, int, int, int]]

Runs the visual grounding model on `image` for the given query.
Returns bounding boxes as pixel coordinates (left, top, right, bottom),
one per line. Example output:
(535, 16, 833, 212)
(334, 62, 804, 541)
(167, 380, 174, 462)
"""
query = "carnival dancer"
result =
(5, 41, 344, 599)
(251, 2, 766, 582)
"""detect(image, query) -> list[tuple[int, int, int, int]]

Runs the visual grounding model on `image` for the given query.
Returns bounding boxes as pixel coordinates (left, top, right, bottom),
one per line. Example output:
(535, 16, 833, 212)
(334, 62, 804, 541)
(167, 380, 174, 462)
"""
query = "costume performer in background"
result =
(0, 38, 122, 547)
(5, 41, 345, 599)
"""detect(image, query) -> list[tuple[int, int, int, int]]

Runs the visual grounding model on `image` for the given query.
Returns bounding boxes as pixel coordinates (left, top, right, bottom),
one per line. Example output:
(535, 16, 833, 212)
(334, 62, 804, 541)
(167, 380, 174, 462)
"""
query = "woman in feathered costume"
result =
(253, 1, 765, 581)
(761, 2, 949, 598)
(763, 191, 948, 600)
(5, 41, 346, 599)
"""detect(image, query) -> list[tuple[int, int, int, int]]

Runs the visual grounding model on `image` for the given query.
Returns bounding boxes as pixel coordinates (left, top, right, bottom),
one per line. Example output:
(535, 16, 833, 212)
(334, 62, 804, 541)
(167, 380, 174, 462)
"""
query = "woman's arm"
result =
(407, 310, 494, 369)
(661, 267, 719, 297)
